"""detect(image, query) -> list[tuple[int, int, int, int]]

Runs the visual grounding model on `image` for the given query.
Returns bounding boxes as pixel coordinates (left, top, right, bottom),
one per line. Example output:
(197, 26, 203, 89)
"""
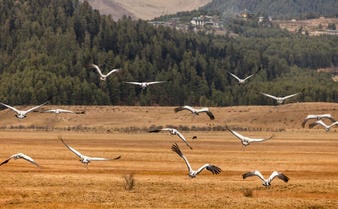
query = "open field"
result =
(87, 0, 212, 20)
(0, 103, 337, 208)
(274, 17, 338, 36)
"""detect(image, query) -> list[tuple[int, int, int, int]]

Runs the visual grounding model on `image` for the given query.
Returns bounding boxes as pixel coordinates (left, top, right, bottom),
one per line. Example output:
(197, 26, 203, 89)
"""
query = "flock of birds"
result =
(0, 64, 337, 187)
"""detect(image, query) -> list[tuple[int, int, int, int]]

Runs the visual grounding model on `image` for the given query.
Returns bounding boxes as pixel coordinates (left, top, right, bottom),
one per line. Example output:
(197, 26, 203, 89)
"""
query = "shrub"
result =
(123, 174, 135, 191)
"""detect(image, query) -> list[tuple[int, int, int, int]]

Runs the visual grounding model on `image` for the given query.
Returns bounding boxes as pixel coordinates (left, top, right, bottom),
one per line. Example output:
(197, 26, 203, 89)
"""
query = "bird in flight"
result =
(44, 108, 75, 114)
(226, 126, 272, 147)
(228, 67, 262, 85)
(58, 137, 121, 166)
(171, 143, 221, 178)
(0, 98, 50, 119)
(149, 128, 192, 149)
(0, 153, 40, 167)
(260, 92, 301, 105)
(308, 120, 338, 132)
(242, 170, 289, 187)
(301, 114, 336, 128)
(88, 63, 120, 80)
(125, 81, 166, 89)
(174, 105, 215, 120)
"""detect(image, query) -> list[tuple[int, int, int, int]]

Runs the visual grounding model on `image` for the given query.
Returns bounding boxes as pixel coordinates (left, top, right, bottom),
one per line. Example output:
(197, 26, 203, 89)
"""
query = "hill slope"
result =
(87, 0, 212, 20)
(202, 0, 338, 18)
(0, 0, 337, 106)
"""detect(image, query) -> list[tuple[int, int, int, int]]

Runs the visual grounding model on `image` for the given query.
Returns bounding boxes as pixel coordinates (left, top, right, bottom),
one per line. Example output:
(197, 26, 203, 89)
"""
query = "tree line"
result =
(0, 0, 337, 106)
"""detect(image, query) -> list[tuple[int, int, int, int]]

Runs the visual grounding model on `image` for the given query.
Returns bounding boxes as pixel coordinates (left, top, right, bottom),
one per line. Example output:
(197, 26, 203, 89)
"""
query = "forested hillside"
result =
(203, 0, 338, 19)
(0, 0, 337, 106)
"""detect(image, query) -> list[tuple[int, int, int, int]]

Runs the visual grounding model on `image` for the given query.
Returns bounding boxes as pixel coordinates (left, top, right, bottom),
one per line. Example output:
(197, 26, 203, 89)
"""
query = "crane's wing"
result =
(309, 120, 327, 129)
(59, 137, 83, 159)
(301, 115, 314, 128)
(146, 81, 166, 85)
(57, 109, 74, 113)
(149, 127, 174, 133)
(268, 171, 289, 183)
(17, 153, 40, 167)
(247, 135, 273, 143)
(242, 74, 254, 81)
(0, 103, 20, 114)
(105, 69, 120, 77)
(196, 164, 221, 175)
(44, 109, 56, 113)
(148, 129, 163, 133)
(260, 92, 278, 100)
(175, 130, 193, 150)
(329, 121, 338, 127)
(228, 72, 241, 82)
(226, 126, 245, 141)
(88, 64, 104, 77)
(323, 115, 336, 122)
(254, 66, 263, 74)
(198, 108, 215, 120)
(171, 143, 193, 173)
(174, 105, 195, 113)
(0, 157, 12, 166)
(0, 153, 39, 167)
(282, 93, 299, 100)
(24, 100, 50, 113)
(242, 170, 265, 182)
(205, 111, 215, 120)
(87, 155, 121, 161)
(125, 82, 142, 86)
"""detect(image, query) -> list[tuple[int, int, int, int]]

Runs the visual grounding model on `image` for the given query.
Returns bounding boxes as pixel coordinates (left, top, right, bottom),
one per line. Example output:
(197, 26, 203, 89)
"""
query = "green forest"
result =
(203, 0, 338, 19)
(0, 0, 337, 106)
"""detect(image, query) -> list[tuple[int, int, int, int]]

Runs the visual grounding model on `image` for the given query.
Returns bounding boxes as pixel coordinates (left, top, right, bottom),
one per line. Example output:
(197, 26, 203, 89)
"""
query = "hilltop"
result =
(86, 0, 212, 20)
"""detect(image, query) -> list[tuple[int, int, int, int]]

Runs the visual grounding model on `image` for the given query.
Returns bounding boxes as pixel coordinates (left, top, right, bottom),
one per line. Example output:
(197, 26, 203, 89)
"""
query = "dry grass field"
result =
(87, 0, 212, 20)
(0, 103, 337, 209)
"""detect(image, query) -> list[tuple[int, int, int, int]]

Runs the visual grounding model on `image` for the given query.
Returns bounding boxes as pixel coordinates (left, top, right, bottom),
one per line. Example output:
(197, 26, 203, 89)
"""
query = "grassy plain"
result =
(0, 103, 337, 209)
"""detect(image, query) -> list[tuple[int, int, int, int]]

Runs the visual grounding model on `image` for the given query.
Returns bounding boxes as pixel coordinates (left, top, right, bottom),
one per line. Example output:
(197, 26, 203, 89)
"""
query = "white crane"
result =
(174, 105, 215, 120)
(260, 92, 300, 104)
(242, 170, 289, 187)
(44, 108, 75, 114)
(59, 137, 121, 166)
(301, 114, 336, 128)
(0, 99, 50, 119)
(226, 126, 272, 147)
(125, 81, 166, 89)
(0, 153, 40, 167)
(149, 128, 192, 149)
(228, 67, 262, 85)
(88, 64, 120, 80)
(171, 143, 221, 178)
(228, 72, 254, 85)
(309, 120, 338, 132)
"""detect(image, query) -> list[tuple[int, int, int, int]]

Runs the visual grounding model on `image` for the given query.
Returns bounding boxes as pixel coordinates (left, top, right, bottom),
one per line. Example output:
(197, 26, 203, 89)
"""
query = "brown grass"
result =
(0, 103, 337, 208)
(88, 0, 212, 20)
